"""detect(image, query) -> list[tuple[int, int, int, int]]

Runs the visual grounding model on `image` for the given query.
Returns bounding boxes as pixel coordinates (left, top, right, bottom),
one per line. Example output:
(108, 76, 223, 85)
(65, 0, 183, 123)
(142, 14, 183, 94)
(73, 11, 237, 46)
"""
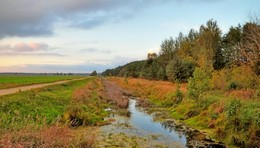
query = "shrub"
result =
(225, 99, 242, 131)
(188, 67, 211, 99)
(228, 81, 238, 90)
(231, 65, 258, 89)
(162, 83, 183, 107)
(211, 68, 231, 90)
(211, 65, 259, 90)
(226, 99, 241, 117)
(174, 83, 183, 104)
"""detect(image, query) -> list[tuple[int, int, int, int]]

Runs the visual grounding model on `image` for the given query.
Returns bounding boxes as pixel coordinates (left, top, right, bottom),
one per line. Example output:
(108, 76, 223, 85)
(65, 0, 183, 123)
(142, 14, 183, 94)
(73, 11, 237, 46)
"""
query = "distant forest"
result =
(102, 18, 259, 89)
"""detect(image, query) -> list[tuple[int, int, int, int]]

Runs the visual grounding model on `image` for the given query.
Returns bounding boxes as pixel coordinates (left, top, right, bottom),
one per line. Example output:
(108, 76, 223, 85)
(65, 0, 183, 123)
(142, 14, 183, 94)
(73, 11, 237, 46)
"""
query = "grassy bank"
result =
(0, 77, 110, 147)
(0, 75, 84, 89)
(109, 77, 260, 147)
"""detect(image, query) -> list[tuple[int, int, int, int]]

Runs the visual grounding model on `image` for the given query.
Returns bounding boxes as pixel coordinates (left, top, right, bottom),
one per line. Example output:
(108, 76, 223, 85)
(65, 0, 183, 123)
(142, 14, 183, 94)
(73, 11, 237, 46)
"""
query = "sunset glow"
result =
(0, 0, 259, 73)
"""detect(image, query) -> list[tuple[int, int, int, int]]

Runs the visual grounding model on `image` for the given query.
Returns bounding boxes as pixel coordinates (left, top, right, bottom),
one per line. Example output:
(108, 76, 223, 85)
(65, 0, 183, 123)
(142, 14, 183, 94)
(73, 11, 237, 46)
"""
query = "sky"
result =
(0, 0, 259, 73)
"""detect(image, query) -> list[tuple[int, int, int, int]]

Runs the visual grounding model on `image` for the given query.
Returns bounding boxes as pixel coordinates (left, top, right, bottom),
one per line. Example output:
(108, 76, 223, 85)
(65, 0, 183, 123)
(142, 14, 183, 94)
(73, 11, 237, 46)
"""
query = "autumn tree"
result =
(197, 19, 224, 70)
(239, 20, 260, 75)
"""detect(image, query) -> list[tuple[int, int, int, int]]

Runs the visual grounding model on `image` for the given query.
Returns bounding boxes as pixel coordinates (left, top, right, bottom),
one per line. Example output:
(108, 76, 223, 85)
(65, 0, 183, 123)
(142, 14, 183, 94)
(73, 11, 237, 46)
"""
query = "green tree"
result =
(90, 70, 98, 76)
(159, 37, 178, 66)
(197, 19, 224, 70)
(222, 25, 243, 67)
(166, 58, 195, 82)
(144, 60, 159, 80)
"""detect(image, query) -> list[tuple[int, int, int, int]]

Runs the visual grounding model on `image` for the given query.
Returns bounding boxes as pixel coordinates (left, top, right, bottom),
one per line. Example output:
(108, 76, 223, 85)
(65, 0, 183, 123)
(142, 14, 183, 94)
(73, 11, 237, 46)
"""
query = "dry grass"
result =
(0, 125, 98, 147)
(109, 77, 187, 101)
(102, 79, 129, 109)
(0, 126, 71, 147)
(225, 89, 255, 100)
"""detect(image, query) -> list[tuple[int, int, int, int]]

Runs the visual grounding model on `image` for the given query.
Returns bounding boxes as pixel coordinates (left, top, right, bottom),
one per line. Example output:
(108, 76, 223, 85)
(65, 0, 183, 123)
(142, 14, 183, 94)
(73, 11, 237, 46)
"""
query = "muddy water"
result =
(99, 99, 187, 147)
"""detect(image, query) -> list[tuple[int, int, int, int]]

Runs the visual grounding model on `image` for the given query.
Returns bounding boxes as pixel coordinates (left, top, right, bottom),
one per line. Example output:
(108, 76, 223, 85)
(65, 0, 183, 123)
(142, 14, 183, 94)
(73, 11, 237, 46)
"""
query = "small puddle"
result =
(100, 99, 187, 147)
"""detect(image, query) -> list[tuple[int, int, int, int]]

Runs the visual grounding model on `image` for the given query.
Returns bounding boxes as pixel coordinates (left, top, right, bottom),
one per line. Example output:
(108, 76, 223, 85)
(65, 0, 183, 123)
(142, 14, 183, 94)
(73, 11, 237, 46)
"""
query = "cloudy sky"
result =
(0, 0, 259, 73)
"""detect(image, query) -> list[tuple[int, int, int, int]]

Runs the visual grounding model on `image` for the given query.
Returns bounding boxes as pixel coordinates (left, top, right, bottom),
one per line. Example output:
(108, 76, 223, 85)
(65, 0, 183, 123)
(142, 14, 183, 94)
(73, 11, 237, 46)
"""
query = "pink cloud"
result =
(0, 42, 49, 52)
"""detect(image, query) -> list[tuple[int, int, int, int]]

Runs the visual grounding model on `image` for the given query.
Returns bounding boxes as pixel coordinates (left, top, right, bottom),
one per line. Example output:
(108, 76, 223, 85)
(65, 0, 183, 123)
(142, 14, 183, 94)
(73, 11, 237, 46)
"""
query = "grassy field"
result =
(110, 77, 260, 147)
(0, 75, 84, 89)
(0, 77, 110, 147)
(1, 75, 259, 147)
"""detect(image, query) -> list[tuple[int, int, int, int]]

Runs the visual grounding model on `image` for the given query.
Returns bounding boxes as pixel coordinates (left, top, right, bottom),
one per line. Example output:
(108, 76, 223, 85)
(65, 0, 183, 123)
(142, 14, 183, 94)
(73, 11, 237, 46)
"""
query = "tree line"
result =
(102, 19, 260, 86)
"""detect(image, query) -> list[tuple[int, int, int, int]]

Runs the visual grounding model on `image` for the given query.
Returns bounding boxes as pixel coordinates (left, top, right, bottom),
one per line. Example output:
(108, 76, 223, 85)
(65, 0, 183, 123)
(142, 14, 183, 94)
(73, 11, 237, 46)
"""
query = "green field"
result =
(0, 75, 85, 89)
(0, 77, 107, 131)
(0, 77, 110, 146)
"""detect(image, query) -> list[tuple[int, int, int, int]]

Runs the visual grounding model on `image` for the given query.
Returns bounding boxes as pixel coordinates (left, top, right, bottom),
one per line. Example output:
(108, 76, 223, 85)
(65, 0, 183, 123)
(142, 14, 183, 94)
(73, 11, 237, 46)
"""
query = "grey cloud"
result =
(70, 15, 107, 29)
(0, 0, 172, 38)
(0, 0, 127, 37)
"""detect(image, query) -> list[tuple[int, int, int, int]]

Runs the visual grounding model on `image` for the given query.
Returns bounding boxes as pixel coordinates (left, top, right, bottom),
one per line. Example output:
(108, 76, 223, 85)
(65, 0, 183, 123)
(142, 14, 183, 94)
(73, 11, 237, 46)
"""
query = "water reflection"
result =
(128, 99, 187, 144)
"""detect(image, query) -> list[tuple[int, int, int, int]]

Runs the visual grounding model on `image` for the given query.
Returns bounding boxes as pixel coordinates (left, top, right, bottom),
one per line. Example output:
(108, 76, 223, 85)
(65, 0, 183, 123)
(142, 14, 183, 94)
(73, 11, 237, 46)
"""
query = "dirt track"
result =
(0, 78, 86, 96)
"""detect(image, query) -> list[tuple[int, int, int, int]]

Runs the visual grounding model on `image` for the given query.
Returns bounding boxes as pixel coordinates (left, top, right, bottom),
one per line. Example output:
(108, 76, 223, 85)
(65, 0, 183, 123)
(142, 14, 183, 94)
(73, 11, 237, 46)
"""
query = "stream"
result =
(128, 99, 186, 145)
(99, 99, 187, 147)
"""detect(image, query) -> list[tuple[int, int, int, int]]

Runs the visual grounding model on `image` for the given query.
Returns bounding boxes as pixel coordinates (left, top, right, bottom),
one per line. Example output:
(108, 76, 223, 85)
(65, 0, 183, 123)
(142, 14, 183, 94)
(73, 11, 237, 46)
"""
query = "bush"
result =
(226, 99, 241, 117)
(231, 65, 258, 89)
(162, 83, 183, 107)
(228, 81, 238, 90)
(211, 66, 259, 91)
(174, 83, 183, 104)
(188, 67, 211, 99)
(211, 68, 231, 90)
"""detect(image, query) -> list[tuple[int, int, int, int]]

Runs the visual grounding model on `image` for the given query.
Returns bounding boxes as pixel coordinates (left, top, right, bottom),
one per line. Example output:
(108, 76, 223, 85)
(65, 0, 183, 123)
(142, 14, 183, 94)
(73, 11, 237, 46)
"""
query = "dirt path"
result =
(0, 78, 86, 96)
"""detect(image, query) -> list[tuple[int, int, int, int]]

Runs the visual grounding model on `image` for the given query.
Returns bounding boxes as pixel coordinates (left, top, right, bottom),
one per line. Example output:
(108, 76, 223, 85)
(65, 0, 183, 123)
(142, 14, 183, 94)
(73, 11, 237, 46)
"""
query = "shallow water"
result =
(128, 99, 187, 144)
(100, 99, 187, 147)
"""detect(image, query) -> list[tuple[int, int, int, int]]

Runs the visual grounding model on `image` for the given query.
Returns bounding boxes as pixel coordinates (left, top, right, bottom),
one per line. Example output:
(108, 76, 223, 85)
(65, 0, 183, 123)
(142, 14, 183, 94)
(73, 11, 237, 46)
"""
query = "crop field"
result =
(0, 75, 84, 89)
(0, 77, 112, 147)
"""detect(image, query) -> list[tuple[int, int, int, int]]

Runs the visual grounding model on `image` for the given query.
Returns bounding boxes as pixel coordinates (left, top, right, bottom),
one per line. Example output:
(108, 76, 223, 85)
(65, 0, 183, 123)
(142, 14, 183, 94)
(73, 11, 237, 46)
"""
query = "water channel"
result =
(101, 99, 187, 147)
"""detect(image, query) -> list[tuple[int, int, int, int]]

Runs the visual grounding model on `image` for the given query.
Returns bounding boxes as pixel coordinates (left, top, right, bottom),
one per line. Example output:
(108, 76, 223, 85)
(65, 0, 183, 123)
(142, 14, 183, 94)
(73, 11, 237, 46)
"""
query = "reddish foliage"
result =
(212, 102, 224, 114)
(0, 126, 72, 147)
(214, 106, 224, 114)
(225, 89, 255, 100)
(109, 77, 187, 101)
(102, 79, 129, 109)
